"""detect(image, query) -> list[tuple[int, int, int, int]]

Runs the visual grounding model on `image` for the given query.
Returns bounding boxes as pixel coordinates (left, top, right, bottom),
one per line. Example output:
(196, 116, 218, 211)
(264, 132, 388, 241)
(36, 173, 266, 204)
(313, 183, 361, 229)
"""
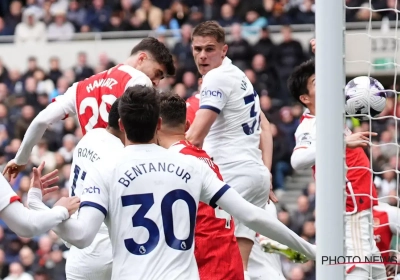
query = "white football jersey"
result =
(69, 128, 124, 235)
(0, 175, 20, 211)
(199, 57, 263, 165)
(80, 144, 228, 280)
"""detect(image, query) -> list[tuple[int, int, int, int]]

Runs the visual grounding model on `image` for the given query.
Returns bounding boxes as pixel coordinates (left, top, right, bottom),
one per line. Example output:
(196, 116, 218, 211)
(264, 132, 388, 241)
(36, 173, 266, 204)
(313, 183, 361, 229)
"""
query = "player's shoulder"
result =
(116, 64, 152, 86)
(295, 113, 315, 135)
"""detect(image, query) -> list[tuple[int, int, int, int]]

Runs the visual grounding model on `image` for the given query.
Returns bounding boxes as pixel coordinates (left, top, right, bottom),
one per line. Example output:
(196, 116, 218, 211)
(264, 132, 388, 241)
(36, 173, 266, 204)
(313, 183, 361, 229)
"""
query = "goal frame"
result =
(315, 0, 346, 279)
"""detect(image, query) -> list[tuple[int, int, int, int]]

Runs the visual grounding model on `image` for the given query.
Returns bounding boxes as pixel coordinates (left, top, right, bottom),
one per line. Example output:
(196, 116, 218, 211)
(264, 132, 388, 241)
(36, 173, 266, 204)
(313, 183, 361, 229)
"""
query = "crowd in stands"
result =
(0, 0, 398, 280)
(0, 0, 397, 41)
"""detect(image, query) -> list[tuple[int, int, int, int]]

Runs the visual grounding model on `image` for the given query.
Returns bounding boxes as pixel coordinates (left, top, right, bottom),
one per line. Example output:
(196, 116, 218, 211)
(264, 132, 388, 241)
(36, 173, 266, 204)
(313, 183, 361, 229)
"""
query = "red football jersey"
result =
(171, 140, 244, 280)
(373, 208, 392, 260)
(74, 64, 152, 135)
(186, 94, 200, 124)
(298, 113, 377, 213)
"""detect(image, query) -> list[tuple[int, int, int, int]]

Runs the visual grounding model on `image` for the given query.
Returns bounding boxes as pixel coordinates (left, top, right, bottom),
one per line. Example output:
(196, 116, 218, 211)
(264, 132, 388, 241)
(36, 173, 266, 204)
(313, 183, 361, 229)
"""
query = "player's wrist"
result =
(52, 206, 69, 221)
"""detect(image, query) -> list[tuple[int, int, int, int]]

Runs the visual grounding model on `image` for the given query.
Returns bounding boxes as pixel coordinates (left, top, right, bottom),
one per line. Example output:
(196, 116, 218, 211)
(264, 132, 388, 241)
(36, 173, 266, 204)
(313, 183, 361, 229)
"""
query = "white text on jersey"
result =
(86, 78, 118, 93)
(118, 162, 192, 187)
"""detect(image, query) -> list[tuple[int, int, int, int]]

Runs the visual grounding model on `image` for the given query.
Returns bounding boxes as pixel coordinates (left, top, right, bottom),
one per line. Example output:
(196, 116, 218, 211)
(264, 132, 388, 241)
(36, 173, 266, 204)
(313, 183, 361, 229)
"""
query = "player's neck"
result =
(124, 135, 158, 146)
(157, 130, 185, 149)
(308, 106, 316, 116)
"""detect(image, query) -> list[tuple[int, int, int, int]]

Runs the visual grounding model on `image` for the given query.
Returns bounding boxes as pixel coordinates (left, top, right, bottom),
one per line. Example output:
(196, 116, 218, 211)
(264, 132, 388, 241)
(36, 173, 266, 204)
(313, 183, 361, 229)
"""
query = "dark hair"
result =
(159, 92, 186, 128)
(192, 21, 225, 44)
(287, 59, 315, 106)
(118, 85, 160, 143)
(108, 98, 120, 130)
(130, 37, 175, 76)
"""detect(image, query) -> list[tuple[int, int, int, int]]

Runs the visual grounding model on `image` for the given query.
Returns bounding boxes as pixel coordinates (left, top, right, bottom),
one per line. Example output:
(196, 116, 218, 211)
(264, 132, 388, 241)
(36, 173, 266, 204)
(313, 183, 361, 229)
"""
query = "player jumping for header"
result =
(3, 37, 174, 180)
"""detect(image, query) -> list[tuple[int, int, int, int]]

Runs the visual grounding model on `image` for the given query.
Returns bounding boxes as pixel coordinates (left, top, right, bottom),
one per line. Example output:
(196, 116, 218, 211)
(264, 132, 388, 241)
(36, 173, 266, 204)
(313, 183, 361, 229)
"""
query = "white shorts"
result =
(248, 237, 286, 280)
(345, 210, 386, 279)
(66, 233, 113, 280)
(219, 161, 270, 241)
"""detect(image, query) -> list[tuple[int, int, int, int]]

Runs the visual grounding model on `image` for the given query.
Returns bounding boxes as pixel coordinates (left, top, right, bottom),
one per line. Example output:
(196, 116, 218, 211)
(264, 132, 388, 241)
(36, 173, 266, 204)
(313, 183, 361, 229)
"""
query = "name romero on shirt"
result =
(118, 162, 192, 187)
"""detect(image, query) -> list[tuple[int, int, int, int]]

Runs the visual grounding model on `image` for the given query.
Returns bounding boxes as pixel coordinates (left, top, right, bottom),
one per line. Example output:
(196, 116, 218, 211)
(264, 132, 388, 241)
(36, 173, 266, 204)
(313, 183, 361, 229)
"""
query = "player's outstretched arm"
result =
(186, 109, 218, 148)
(3, 85, 77, 180)
(215, 187, 316, 260)
(0, 170, 79, 238)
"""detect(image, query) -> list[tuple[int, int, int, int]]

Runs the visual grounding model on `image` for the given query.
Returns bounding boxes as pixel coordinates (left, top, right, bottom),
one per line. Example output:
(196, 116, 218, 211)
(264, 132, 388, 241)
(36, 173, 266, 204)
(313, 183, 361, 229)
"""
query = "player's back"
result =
(200, 57, 262, 166)
(169, 140, 244, 280)
(69, 128, 123, 227)
(74, 64, 153, 134)
(104, 144, 225, 280)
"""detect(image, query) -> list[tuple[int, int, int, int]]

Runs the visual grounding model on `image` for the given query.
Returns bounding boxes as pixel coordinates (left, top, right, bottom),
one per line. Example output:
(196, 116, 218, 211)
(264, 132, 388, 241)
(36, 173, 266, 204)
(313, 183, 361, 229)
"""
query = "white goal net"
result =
(317, 0, 400, 279)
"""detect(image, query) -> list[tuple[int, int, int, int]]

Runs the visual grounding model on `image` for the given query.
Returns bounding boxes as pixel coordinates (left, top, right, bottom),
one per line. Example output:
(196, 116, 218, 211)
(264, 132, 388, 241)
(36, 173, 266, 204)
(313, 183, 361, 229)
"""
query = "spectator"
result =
(73, 52, 94, 82)
(172, 24, 196, 72)
(14, 7, 46, 45)
(136, 0, 163, 30)
(156, 9, 180, 37)
(14, 105, 35, 140)
(47, 9, 75, 41)
(19, 247, 39, 276)
(218, 3, 239, 27)
(290, 195, 314, 235)
(4, 262, 33, 280)
(201, 0, 220, 21)
(4, 0, 22, 35)
(66, 0, 86, 32)
(48, 57, 63, 87)
(227, 23, 253, 70)
(251, 54, 280, 99)
(275, 25, 306, 103)
(242, 10, 267, 36)
(57, 134, 75, 164)
(253, 27, 277, 66)
(82, 0, 111, 32)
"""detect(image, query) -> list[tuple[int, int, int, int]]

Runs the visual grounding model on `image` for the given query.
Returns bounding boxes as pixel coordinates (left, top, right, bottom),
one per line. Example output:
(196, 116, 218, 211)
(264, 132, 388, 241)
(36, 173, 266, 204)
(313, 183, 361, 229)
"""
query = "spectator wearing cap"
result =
(253, 27, 277, 66)
(47, 8, 75, 41)
(14, 7, 46, 45)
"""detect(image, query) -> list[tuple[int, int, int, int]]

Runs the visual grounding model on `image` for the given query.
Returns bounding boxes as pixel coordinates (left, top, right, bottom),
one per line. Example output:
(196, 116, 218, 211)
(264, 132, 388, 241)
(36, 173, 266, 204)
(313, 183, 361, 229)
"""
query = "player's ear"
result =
(156, 117, 162, 131)
(137, 52, 147, 64)
(299, 94, 309, 105)
(118, 118, 125, 132)
(185, 119, 191, 132)
(222, 44, 228, 57)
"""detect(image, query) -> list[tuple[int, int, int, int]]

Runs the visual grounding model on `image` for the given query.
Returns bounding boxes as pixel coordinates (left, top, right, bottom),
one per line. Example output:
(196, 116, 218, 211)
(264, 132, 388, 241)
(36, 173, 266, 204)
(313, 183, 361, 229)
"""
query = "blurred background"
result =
(0, 0, 399, 279)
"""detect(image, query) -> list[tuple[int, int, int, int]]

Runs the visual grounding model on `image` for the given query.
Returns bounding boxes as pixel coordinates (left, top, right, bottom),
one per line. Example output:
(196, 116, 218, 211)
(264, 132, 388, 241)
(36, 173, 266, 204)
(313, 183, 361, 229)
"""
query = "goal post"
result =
(315, 0, 346, 279)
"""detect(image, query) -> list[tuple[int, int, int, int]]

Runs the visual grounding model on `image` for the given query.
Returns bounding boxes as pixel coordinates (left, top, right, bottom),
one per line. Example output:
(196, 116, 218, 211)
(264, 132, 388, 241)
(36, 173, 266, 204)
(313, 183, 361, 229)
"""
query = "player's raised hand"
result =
(30, 161, 60, 196)
(2, 159, 26, 182)
(310, 39, 316, 54)
(345, 131, 377, 148)
(54, 197, 80, 217)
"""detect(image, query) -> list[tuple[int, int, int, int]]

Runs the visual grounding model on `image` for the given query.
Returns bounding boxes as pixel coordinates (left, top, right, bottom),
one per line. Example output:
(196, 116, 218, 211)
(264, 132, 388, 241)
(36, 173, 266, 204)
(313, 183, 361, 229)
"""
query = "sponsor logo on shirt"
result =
(201, 87, 222, 98)
(82, 186, 100, 194)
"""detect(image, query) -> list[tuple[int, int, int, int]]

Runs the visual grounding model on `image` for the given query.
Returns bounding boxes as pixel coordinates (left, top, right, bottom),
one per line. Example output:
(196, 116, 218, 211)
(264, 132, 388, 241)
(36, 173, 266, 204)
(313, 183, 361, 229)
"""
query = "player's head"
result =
(192, 21, 228, 75)
(157, 92, 188, 148)
(118, 85, 161, 144)
(129, 37, 175, 86)
(287, 59, 315, 108)
(160, 92, 188, 131)
(107, 98, 124, 141)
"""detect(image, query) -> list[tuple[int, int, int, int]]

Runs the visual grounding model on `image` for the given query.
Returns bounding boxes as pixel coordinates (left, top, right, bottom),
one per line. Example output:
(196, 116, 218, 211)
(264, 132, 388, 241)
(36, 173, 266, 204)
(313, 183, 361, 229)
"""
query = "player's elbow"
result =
(291, 152, 309, 170)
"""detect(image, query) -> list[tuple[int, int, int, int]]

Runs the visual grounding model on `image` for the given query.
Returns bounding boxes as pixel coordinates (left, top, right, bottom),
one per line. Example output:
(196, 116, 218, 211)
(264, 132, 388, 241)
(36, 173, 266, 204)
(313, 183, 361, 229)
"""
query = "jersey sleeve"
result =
(198, 159, 229, 207)
(291, 120, 316, 170)
(199, 73, 230, 114)
(0, 174, 20, 212)
(53, 82, 78, 117)
(385, 205, 400, 235)
(79, 161, 110, 217)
